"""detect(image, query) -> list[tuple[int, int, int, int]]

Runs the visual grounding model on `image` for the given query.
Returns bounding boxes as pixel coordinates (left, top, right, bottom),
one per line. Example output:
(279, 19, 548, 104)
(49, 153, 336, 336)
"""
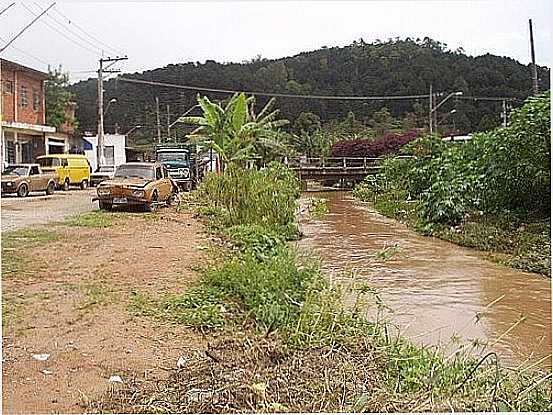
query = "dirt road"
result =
(1, 189, 98, 232)
(2, 209, 207, 413)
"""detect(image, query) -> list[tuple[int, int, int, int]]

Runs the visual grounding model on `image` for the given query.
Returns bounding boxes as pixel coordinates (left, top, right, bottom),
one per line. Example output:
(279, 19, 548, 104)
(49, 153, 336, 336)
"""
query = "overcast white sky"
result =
(0, 0, 551, 83)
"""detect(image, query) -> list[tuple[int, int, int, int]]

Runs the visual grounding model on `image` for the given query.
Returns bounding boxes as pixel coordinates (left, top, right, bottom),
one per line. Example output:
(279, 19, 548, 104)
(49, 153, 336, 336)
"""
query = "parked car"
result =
(93, 161, 178, 211)
(1, 164, 57, 197)
(36, 154, 91, 190)
(90, 165, 116, 187)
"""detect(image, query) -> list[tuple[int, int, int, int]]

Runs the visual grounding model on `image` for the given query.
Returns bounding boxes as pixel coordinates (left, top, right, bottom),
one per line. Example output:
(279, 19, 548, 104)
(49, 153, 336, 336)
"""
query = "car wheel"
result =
(46, 181, 55, 195)
(99, 200, 112, 211)
(80, 179, 89, 190)
(62, 178, 70, 191)
(147, 191, 159, 212)
(17, 183, 29, 198)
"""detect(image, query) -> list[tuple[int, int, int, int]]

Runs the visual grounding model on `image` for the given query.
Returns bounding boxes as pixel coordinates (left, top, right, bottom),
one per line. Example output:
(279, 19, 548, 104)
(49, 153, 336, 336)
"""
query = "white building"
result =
(83, 134, 126, 172)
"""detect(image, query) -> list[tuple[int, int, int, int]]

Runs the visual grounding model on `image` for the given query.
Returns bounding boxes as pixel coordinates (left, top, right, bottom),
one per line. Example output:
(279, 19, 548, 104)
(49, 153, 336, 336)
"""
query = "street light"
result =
(104, 98, 117, 115)
(430, 91, 462, 134)
(436, 109, 457, 127)
(124, 125, 142, 136)
(167, 104, 200, 140)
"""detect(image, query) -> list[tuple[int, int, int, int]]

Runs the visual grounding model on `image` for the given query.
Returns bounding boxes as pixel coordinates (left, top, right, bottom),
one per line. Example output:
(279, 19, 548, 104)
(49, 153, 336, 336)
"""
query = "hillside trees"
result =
(70, 38, 550, 144)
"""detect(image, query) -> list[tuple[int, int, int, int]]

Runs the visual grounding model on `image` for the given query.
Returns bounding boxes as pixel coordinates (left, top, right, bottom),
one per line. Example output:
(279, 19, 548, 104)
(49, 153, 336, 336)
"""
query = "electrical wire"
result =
(118, 77, 431, 101)
(50, 3, 125, 56)
(20, 2, 101, 56)
(0, 33, 51, 67)
(29, 1, 107, 54)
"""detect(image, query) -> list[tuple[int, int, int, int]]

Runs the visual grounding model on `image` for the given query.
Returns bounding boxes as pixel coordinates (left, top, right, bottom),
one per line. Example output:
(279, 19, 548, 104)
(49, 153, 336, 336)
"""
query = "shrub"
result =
(330, 130, 420, 158)
(198, 162, 300, 237)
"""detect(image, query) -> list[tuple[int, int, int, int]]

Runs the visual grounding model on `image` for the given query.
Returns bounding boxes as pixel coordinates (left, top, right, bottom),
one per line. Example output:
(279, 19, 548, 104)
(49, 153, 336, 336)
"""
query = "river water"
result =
(298, 191, 551, 370)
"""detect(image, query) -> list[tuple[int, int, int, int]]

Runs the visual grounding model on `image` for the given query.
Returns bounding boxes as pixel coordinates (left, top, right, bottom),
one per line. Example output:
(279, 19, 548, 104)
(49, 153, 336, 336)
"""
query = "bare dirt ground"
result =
(2, 208, 208, 413)
(1, 189, 97, 232)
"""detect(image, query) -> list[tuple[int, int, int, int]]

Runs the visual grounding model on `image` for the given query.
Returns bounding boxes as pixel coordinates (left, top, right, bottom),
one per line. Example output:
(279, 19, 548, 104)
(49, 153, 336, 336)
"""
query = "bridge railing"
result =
(285, 156, 412, 169)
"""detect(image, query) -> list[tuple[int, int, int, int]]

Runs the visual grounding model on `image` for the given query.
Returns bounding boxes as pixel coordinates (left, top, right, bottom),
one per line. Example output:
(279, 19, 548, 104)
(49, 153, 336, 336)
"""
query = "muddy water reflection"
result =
(298, 191, 551, 369)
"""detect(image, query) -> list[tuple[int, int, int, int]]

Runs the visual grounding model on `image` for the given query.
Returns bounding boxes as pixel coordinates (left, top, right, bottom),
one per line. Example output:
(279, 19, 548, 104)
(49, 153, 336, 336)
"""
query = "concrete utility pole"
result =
(529, 19, 539, 95)
(166, 104, 170, 140)
(502, 99, 507, 128)
(429, 84, 433, 135)
(97, 56, 127, 169)
(155, 96, 161, 144)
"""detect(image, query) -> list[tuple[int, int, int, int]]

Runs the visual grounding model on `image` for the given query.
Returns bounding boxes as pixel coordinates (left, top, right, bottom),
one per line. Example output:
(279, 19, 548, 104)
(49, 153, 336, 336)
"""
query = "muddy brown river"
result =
(298, 191, 551, 370)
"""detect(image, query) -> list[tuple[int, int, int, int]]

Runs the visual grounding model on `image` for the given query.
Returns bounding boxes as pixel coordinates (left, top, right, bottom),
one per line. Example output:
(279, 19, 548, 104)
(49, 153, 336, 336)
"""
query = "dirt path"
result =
(1, 189, 98, 232)
(2, 209, 208, 413)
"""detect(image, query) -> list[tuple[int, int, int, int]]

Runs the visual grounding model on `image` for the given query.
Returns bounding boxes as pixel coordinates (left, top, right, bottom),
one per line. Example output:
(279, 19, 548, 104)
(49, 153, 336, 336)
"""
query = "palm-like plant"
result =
(178, 93, 289, 168)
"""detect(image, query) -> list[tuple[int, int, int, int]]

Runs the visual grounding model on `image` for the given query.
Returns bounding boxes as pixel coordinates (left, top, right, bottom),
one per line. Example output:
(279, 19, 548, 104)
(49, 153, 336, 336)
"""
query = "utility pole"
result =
(529, 19, 539, 95)
(501, 99, 507, 128)
(166, 104, 170, 141)
(429, 84, 433, 135)
(97, 56, 127, 170)
(155, 97, 161, 144)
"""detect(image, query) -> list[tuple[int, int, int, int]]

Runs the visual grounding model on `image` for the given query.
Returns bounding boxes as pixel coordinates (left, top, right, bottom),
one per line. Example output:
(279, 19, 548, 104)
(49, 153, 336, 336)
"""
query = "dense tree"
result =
(46, 66, 76, 129)
(70, 38, 550, 144)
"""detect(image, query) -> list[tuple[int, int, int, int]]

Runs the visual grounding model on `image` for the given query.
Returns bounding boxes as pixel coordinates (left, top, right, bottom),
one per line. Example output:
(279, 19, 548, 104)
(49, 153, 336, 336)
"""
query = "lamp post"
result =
(429, 91, 462, 135)
(167, 104, 200, 140)
(436, 109, 457, 128)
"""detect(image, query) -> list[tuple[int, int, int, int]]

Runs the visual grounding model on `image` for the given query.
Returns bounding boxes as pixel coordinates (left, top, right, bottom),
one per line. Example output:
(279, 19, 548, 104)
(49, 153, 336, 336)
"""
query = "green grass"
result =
(1, 296, 25, 331)
(307, 197, 329, 218)
(63, 210, 116, 228)
(79, 282, 120, 309)
(430, 216, 551, 276)
(1, 228, 60, 278)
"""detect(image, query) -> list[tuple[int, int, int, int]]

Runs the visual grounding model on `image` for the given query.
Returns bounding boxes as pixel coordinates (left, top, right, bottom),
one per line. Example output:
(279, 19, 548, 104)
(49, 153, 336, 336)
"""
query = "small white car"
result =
(90, 165, 116, 187)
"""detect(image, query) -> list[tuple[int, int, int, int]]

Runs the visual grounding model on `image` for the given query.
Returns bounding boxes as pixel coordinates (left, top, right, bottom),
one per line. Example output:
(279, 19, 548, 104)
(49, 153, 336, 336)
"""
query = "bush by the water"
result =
(331, 130, 420, 158)
(354, 93, 551, 275)
(198, 161, 300, 237)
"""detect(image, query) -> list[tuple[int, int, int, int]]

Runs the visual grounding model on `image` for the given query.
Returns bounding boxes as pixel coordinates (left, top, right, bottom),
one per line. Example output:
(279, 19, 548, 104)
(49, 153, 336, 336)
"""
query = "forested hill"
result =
(70, 37, 550, 141)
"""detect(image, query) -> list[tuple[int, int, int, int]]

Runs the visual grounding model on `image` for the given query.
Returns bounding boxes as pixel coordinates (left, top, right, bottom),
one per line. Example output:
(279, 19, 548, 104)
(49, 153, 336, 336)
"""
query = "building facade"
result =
(83, 134, 127, 171)
(1, 59, 58, 170)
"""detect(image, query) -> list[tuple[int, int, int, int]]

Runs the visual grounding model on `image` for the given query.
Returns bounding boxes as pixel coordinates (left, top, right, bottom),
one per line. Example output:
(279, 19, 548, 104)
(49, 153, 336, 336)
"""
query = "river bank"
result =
(299, 191, 551, 370)
(2, 183, 550, 412)
(353, 184, 551, 277)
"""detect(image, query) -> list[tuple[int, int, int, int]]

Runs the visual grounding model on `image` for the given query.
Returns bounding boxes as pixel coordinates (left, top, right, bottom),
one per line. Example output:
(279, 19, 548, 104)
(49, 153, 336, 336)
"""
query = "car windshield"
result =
(114, 165, 154, 179)
(158, 152, 189, 163)
(2, 166, 29, 176)
(37, 158, 60, 167)
(98, 166, 115, 172)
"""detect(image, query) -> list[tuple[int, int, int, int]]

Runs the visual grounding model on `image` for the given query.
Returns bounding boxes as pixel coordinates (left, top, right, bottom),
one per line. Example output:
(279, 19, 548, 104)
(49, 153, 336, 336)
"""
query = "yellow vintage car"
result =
(93, 162, 178, 211)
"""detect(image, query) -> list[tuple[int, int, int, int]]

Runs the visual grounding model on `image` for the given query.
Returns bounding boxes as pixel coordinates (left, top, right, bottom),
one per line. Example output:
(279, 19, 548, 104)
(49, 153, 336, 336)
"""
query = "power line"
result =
(20, 2, 100, 56)
(0, 2, 15, 17)
(51, 3, 125, 56)
(0, 2, 56, 53)
(0, 33, 51, 66)
(29, 1, 107, 54)
(118, 77, 431, 101)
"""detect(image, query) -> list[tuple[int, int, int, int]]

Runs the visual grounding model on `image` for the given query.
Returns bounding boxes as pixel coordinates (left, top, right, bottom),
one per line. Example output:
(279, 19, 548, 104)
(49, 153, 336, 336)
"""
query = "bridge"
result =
(285, 157, 384, 182)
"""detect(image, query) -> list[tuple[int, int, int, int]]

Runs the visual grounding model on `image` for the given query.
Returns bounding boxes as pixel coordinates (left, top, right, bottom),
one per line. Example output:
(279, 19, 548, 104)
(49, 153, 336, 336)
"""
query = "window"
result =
(103, 146, 115, 165)
(20, 85, 28, 107)
(30, 165, 40, 175)
(2, 80, 13, 94)
(33, 90, 40, 111)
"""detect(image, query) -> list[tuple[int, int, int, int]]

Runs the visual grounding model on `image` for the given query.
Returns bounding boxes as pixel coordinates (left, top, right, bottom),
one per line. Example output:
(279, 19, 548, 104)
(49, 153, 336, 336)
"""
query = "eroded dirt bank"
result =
(2, 210, 207, 413)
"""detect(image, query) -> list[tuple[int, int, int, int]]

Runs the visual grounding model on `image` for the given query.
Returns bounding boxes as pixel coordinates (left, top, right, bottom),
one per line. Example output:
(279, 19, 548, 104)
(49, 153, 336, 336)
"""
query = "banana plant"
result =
(178, 93, 289, 168)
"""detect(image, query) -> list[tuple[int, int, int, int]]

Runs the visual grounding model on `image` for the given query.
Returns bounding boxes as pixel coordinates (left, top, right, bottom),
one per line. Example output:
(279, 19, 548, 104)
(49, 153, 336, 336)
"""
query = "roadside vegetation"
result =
(1, 228, 60, 279)
(96, 94, 551, 412)
(354, 93, 551, 276)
